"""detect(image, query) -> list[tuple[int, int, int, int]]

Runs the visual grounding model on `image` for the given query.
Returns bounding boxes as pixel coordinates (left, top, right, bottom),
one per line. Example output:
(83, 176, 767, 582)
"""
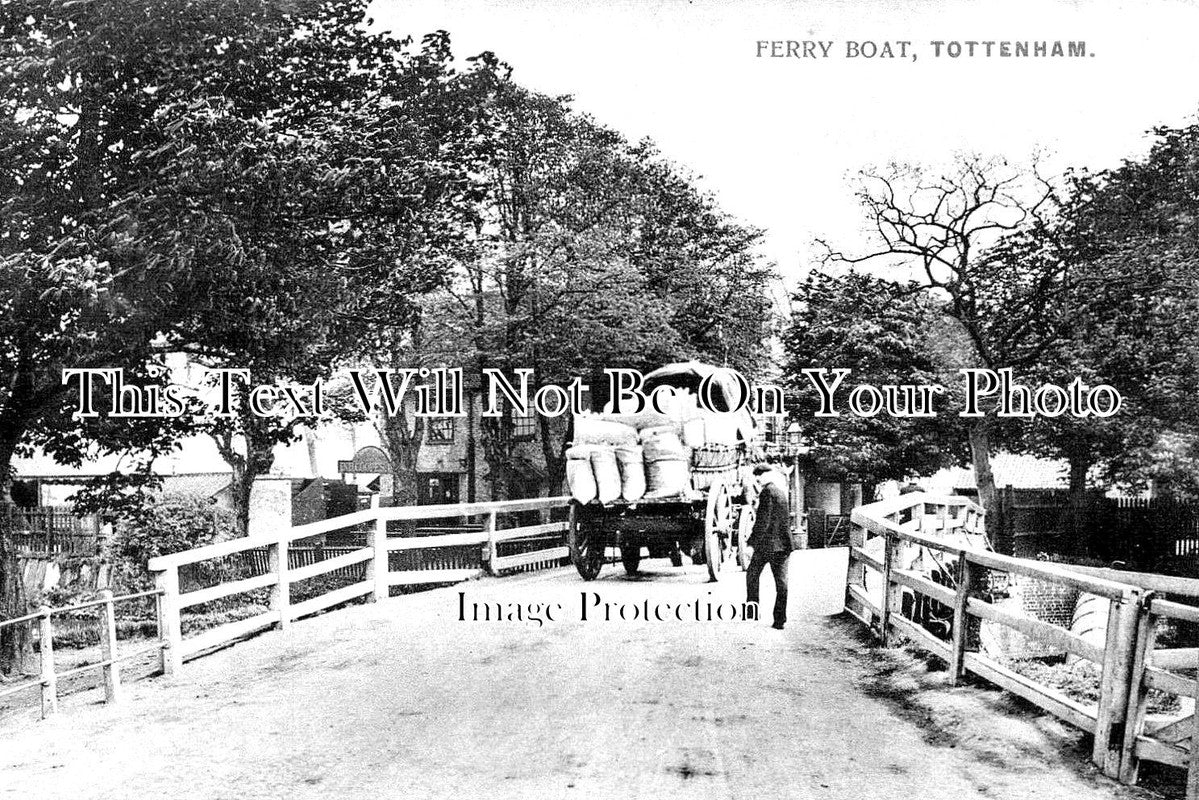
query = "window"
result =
(756, 414, 782, 443)
(427, 417, 455, 445)
(512, 408, 536, 441)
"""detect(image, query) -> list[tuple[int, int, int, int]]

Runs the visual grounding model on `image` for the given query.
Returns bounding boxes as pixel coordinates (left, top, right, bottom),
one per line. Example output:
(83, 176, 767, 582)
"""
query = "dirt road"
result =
(1, 550, 1154, 799)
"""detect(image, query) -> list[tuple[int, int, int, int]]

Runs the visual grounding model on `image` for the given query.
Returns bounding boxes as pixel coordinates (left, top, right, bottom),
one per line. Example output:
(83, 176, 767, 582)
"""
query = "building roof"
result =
(924, 452, 1069, 492)
(157, 472, 232, 498)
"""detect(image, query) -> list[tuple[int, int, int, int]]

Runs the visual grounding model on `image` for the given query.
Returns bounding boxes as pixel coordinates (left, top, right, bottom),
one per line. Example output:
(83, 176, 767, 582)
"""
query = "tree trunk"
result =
(381, 409, 423, 508)
(212, 416, 277, 538)
(967, 418, 999, 544)
(0, 432, 32, 676)
(539, 414, 570, 496)
(0, 527, 31, 677)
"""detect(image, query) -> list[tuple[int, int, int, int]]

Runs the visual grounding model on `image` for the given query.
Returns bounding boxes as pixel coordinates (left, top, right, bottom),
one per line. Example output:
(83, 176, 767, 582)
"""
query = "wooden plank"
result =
(966, 597, 1105, 663)
(287, 548, 372, 583)
(844, 603, 873, 629)
(1135, 736, 1190, 769)
(387, 568, 483, 586)
(492, 546, 569, 571)
(377, 496, 568, 523)
(99, 591, 121, 704)
(846, 584, 880, 618)
(150, 497, 569, 570)
(493, 522, 568, 542)
(1121, 601, 1159, 784)
(1151, 598, 1199, 625)
(269, 539, 290, 632)
(0, 677, 43, 699)
(180, 610, 281, 658)
(148, 533, 300, 571)
(1151, 648, 1199, 671)
(38, 608, 56, 718)
(288, 581, 374, 620)
(1064, 564, 1199, 599)
(1145, 714, 1195, 743)
(155, 568, 182, 675)
(1144, 666, 1199, 699)
(484, 511, 498, 575)
(880, 532, 896, 647)
(892, 569, 956, 606)
(888, 613, 952, 659)
(178, 572, 278, 609)
(966, 551, 1132, 600)
(949, 556, 972, 686)
(963, 652, 1098, 732)
(1188, 705, 1199, 800)
(1094, 593, 1140, 777)
(849, 546, 884, 574)
(387, 531, 489, 550)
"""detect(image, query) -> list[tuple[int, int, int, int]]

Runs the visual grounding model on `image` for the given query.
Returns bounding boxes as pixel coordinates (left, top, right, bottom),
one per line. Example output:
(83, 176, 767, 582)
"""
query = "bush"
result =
(109, 494, 236, 592)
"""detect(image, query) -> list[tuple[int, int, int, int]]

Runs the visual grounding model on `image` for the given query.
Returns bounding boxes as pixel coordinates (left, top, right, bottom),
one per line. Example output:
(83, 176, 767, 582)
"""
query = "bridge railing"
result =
(147, 496, 569, 674)
(845, 492, 1145, 781)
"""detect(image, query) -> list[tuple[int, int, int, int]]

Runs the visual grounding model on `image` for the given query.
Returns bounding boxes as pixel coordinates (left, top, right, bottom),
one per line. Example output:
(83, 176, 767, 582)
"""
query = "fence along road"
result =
(846, 492, 1199, 799)
(0, 493, 1186, 799)
(1, 547, 1146, 800)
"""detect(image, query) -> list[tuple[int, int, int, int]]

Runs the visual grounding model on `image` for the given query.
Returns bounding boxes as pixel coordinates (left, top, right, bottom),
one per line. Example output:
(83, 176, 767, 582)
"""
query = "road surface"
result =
(1, 550, 1153, 799)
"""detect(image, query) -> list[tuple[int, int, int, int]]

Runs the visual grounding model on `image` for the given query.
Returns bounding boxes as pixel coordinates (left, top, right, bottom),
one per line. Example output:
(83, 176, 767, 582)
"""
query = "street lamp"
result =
(786, 421, 802, 450)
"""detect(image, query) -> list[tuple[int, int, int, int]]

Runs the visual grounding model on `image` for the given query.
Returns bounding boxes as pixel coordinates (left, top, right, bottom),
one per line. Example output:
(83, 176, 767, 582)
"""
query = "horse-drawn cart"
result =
(565, 363, 761, 582)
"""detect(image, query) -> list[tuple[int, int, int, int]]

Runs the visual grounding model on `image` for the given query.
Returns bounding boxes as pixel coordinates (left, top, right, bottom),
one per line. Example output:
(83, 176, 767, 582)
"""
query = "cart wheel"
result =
(620, 542, 642, 575)
(736, 503, 755, 571)
(704, 479, 734, 582)
(568, 503, 605, 581)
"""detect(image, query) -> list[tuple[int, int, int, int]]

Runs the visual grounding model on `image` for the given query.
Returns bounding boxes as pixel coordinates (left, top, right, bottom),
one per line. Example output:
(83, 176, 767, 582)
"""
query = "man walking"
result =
(746, 465, 792, 630)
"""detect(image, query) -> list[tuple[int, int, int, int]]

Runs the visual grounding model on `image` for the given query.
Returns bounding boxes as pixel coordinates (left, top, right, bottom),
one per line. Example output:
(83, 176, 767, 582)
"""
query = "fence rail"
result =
(845, 492, 1199, 796)
(145, 495, 570, 674)
(0, 589, 166, 718)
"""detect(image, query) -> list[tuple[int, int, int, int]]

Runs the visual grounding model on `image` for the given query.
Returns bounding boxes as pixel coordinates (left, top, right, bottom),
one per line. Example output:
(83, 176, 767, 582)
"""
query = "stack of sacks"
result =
(590, 446, 622, 504)
(615, 444, 646, 502)
(573, 414, 639, 446)
(641, 426, 690, 497)
(566, 445, 597, 504)
(599, 390, 702, 437)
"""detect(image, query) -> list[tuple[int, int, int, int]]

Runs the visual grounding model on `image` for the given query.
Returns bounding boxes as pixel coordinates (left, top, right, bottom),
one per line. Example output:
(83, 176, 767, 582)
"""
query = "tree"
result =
(1006, 126, 1199, 515)
(781, 271, 968, 491)
(457, 86, 775, 499)
(820, 155, 1057, 535)
(0, 0, 309, 673)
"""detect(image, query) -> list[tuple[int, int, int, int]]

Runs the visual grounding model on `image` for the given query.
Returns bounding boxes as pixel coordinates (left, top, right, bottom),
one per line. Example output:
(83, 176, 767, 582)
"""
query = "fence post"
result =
(880, 530, 897, 646)
(366, 495, 388, 602)
(484, 511, 498, 575)
(1119, 594, 1157, 784)
(1187, 680, 1199, 800)
(154, 567, 183, 676)
(1093, 589, 1141, 778)
(38, 606, 57, 718)
(269, 532, 291, 630)
(98, 589, 122, 704)
(844, 522, 866, 613)
(948, 555, 973, 686)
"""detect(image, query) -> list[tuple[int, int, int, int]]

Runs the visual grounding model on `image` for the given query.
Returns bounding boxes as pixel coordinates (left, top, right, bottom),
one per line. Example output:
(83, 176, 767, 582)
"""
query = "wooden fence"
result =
(0, 589, 166, 718)
(146, 495, 569, 675)
(845, 492, 1199, 796)
(2, 505, 103, 555)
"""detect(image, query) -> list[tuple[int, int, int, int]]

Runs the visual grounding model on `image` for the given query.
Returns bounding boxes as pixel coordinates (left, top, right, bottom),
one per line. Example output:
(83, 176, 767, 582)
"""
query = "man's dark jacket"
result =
(749, 483, 791, 553)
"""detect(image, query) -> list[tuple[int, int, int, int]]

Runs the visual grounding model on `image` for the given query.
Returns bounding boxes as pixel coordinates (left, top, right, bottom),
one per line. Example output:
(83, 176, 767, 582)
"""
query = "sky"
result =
(370, 0, 1199, 291)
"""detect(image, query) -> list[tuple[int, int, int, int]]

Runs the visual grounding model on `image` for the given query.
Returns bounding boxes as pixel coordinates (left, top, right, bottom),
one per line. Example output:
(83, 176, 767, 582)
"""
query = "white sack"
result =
(590, 446, 622, 504)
